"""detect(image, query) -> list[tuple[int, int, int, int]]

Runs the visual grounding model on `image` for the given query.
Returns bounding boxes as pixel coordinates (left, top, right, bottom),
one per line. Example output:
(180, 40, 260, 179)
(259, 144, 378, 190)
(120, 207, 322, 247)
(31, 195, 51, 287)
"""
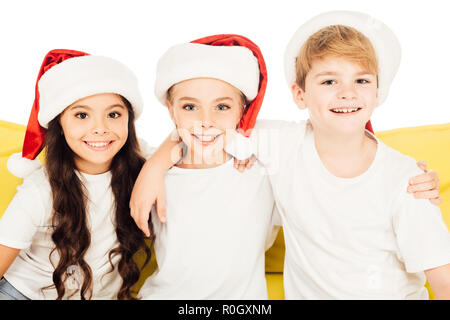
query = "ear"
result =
(290, 82, 307, 110)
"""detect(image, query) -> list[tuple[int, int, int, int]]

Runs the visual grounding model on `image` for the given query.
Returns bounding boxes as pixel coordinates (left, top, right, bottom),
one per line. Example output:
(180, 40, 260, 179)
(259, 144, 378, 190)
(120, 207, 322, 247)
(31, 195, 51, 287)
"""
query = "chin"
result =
(195, 149, 224, 164)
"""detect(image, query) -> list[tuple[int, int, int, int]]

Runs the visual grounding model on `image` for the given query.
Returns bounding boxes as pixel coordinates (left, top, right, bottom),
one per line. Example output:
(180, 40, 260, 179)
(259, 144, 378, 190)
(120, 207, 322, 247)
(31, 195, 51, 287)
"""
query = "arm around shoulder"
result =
(130, 131, 183, 236)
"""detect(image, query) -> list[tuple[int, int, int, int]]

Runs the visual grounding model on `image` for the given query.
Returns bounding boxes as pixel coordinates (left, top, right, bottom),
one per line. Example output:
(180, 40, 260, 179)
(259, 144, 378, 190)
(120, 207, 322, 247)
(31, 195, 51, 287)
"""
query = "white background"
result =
(1, 0, 449, 147)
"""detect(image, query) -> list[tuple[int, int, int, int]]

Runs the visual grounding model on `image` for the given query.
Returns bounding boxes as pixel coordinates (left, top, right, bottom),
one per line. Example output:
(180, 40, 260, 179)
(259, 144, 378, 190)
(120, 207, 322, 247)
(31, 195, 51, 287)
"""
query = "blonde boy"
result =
(240, 11, 450, 299)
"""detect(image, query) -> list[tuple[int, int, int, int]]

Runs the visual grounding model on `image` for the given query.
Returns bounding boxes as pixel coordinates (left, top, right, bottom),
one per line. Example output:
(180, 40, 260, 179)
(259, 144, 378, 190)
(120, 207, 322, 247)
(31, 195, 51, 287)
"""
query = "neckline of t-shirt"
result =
(307, 127, 385, 184)
(76, 170, 112, 182)
(168, 158, 234, 175)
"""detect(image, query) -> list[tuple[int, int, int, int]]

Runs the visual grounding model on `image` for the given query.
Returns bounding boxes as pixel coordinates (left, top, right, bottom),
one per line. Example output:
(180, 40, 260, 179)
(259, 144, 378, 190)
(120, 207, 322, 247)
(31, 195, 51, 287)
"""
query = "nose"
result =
(92, 117, 108, 135)
(337, 82, 358, 100)
(200, 110, 213, 129)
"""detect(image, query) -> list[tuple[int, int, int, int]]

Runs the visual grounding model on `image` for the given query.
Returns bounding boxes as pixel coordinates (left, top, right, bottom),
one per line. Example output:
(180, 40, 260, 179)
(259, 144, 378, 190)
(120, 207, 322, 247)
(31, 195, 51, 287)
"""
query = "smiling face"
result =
(166, 78, 245, 168)
(292, 56, 378, 135)
(59, 93, 129, 174)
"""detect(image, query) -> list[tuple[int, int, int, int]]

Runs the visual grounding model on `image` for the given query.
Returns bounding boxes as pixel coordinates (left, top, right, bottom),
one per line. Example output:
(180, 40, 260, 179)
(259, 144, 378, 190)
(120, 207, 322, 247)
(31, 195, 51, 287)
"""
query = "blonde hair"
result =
(295, 25, 378, 90)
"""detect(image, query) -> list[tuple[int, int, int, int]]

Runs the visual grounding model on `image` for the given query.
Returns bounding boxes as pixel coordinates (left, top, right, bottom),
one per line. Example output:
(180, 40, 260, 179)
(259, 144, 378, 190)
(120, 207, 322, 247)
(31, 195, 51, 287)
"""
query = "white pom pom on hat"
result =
(284, 10, 401, 106)
(7, 152, 42, 178)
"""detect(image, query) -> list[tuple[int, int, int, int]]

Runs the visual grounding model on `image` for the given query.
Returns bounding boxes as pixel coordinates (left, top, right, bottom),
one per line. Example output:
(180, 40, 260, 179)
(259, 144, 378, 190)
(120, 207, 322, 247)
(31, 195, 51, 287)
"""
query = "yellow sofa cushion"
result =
(1, 120, 449, 300)
(0, 121, 28, 216)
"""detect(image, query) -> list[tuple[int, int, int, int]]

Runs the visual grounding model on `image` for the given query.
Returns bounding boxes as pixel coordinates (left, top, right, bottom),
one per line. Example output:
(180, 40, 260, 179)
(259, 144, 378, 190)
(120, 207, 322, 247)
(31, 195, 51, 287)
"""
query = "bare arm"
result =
(0, 244, 20, 279)
(130, 132, 183, 237)
(425, 263, 450, 299)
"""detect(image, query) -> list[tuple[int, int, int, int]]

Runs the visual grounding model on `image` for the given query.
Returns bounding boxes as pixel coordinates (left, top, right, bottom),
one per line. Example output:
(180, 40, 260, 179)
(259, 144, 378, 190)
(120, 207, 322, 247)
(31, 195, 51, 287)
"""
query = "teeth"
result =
(195, 135, 215, 142)
(331, 107, 360, 113)
(86, 142, 109, 147)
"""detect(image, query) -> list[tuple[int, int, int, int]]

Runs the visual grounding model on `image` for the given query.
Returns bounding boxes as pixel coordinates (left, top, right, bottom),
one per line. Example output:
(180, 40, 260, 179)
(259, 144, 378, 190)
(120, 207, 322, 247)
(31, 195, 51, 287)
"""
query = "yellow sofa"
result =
(1, 120, 449, 299)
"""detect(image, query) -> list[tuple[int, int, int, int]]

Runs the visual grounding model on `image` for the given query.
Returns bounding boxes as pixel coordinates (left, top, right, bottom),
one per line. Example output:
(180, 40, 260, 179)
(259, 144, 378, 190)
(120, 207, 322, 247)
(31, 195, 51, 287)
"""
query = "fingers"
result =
(137, 209, 151, 237)
(156, 195, 167, 223)
(429, 197, 443, 206)
(407, 181, 437, 193)
(409, 170, 438, 185)
(234, 156, 257, 172)
(410, 162, 441, 203)
(246, 155, 257, 169)
(130, 201, 151, 237)
(233, 158, 246, 173)
(408, 168, 441, 206)
(416, 160, 427, 172)
(412, 189, 441, 200)
(410, 171, 442, 207)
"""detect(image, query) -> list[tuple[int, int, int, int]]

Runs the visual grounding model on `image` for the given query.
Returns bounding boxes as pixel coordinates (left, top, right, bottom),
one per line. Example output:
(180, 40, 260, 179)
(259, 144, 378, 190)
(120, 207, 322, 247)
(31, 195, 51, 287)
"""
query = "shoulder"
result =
(2, 167, 51, 229)
(18, 166, 51, 194)
(252, 119, 308, 147)
(380, 142, 422, 176)
(377, 141, 423, 191)
(14, 167, 52, 217)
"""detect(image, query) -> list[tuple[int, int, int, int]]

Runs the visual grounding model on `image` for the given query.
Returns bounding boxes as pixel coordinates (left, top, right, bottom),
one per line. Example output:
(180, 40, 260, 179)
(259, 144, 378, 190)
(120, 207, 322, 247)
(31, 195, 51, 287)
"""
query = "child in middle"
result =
(138, 35, 279, 299)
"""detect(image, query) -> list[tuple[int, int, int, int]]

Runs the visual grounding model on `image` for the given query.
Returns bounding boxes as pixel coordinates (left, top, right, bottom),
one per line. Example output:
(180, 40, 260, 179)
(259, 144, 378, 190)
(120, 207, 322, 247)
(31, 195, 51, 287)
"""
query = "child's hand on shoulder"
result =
(407, 160, 442, 206)
(233, 155, 257, 173)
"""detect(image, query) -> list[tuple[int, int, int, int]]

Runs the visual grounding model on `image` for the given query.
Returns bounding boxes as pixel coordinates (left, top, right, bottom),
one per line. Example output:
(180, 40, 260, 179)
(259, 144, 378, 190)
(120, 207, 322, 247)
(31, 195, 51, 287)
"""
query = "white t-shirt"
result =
(228, 119, 450, 299)
(0, 168, 122, 300)
(139, 159, 279, 300)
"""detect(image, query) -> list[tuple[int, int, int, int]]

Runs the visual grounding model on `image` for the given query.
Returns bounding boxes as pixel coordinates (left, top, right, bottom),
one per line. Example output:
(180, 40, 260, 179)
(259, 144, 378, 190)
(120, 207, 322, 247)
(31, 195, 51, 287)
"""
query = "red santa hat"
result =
(284, 11, 402, 133)
(7, 49, 144, 178)
(154, 34, 268, 136)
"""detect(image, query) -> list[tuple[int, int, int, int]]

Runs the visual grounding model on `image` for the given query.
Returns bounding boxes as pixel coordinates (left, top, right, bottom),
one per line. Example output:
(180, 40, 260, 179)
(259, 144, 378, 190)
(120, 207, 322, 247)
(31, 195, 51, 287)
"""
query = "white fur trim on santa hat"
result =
(37, 55, 143, 128)
(284, 10, 401, 105)
(154, 43, 260, 105)
(7, 152, 42, 178)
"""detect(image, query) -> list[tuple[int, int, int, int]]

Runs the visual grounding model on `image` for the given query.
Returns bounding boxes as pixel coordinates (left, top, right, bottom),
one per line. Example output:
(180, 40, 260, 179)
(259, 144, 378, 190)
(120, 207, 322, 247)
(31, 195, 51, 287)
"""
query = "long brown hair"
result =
(43, 96, 151, 299)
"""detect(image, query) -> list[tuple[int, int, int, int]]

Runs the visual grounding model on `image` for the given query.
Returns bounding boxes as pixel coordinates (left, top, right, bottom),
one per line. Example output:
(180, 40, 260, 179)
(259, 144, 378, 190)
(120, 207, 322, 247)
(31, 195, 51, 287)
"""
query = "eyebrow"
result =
(314, 71, 338, 78)
(69, 104, 126, 111)
(178, 97, 200, 102)
(213, 97, 234, 103)
(178, 96, 234, 103)
(314, 70, 375, 78)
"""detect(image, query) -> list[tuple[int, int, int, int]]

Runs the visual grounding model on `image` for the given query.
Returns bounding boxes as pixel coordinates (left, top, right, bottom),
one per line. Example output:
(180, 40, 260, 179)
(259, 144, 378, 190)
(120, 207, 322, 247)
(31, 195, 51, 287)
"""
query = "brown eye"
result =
(75, 112, 88, 119)
(357, 79, 370, 84)
(108, 112, 121, 119)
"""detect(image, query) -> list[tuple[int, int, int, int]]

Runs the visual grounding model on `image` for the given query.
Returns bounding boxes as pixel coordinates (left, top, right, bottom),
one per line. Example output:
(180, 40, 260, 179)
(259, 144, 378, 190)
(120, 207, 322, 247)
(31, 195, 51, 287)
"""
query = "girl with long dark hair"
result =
(0, 50, 151, 300)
